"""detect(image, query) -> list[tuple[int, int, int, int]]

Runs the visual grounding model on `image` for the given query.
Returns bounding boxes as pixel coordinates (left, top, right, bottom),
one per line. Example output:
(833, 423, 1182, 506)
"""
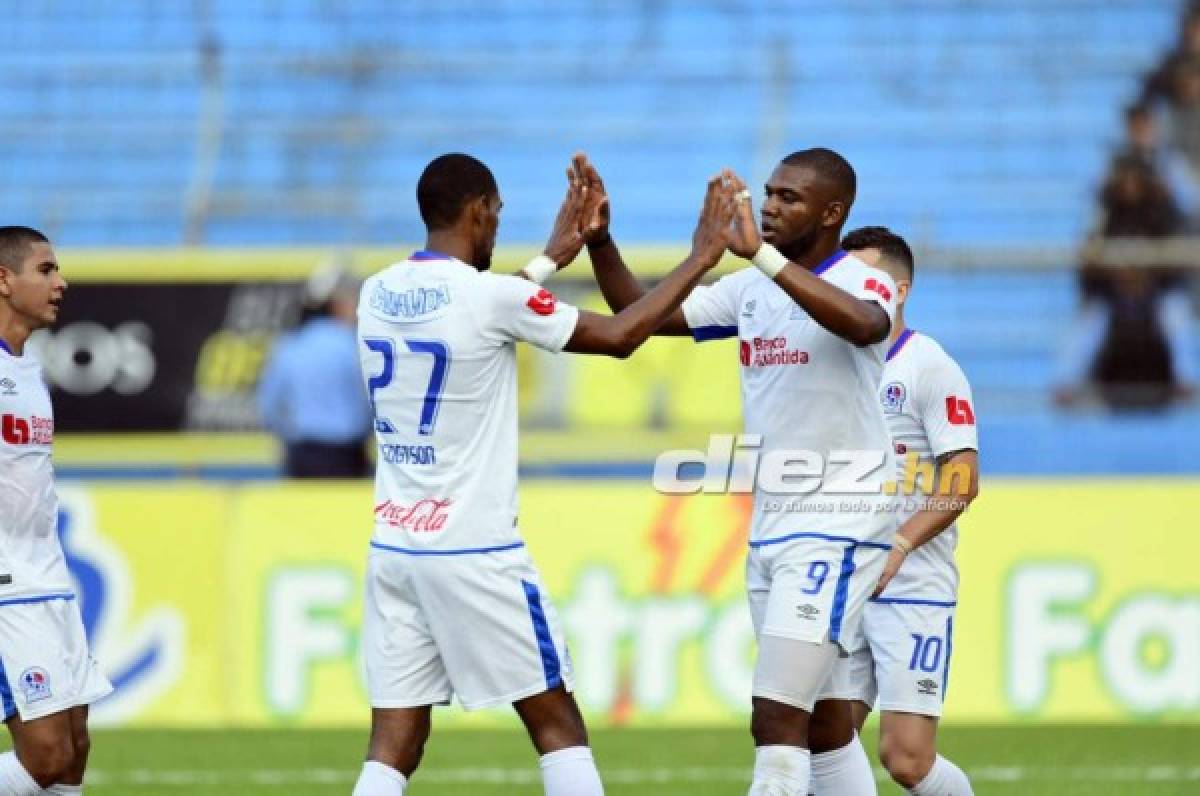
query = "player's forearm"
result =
(588, 238, 644, 313)
(895, 504, 965, 550)
(773, 266, 889, 345)
(607, 254, 713, 356)
(897, 455, 979, 550)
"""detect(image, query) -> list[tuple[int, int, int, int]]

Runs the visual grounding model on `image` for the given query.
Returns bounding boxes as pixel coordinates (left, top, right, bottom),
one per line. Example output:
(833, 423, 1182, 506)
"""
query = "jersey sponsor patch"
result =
(742, 336, 809, 367)
(526, 288, 557, 316)
(864, 277, 893, 302)
(19, 667, 52, 703)
(374, 498, 453, 533)
(2, 414, 52, 445)
(881, 381, 907, 413)
(945, 395, 975, 425)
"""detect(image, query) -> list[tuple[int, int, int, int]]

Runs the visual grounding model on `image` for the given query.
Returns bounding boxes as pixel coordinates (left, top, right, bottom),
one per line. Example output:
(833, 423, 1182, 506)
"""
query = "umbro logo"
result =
(797, 603, 820, 620)
(0, 378, 15, 396)
(917, 678, 939, 695)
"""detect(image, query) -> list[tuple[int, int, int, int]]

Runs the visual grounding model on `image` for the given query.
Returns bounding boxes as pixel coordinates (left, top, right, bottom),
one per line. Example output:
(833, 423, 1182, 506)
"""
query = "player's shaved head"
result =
(0, 226, 50, 272)
(417, 154, 499, 231)
(841, 226, 915, 281)
(781, 148, 857, 208)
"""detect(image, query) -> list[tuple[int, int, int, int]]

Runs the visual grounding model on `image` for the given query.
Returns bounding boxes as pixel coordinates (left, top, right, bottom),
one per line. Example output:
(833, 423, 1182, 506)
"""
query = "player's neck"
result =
(422, 232, 474, 267)
(781, 237, 840, 272)
(0, 311, 32, 356)
(888, 308, 908, 347)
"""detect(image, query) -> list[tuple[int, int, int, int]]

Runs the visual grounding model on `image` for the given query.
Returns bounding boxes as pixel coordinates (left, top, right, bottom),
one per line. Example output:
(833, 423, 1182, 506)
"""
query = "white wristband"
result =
(752, 243, 789, 279)
(523, 255, 558, 284)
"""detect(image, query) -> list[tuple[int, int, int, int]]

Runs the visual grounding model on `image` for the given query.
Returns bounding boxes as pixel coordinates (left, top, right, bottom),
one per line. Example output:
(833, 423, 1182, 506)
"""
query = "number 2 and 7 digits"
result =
(364, 338, 449, 434)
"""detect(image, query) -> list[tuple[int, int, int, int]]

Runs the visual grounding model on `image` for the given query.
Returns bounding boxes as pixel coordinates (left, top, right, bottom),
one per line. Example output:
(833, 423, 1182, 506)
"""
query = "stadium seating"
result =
(4, 0, 1197, 461)
(0, 1, 1179, 248)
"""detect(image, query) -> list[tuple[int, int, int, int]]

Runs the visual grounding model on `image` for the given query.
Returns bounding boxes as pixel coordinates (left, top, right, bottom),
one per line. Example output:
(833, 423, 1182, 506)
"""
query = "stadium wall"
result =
(62, 479, 1197, 728)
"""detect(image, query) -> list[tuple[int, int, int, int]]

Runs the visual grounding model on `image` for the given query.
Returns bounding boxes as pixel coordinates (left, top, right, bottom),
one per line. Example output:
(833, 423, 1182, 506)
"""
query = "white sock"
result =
(42, 786, 83, 795)
(351, 761, 407, 796)
(908, 755, 972, 796)
(539, 746, 604, 796)
(749, 745, 810, 795)
(0, 752, 40, 796)
(809, 733, 876, 795)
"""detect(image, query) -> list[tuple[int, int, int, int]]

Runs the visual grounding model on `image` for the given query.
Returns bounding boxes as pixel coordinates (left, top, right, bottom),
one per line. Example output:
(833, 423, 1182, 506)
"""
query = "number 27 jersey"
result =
(357, 252, 579, 552)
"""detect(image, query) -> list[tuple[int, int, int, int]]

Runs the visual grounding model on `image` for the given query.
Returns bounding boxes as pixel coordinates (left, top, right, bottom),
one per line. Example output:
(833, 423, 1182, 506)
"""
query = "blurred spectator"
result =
(1056, 156, 1198, 409)
(1115, 102, 1200, 222)
(1139, 3, 1200, 108)
(1165, 61, 1200, 180)
(257, 264, 373, 477)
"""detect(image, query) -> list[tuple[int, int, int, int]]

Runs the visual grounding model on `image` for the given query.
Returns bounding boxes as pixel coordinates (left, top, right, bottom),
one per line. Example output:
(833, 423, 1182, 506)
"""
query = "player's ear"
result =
(822, 200, 847, 228)
(0, 266, 12, 298)
(896, 279, 911, 305)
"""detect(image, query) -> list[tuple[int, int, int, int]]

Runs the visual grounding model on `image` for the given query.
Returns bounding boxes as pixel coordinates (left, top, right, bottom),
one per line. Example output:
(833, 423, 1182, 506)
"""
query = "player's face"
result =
(0, 242, 67, 328)
(761, 164, 842, 256)
(472, 193, 502, 271)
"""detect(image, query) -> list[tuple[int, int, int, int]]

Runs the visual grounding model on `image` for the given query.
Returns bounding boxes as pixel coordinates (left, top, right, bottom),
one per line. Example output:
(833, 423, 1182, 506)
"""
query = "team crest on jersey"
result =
(0, 378, 15, 396)
(19, 667, 52, 703)
(741, 300, 756, 318)
(881, 381, 907, 413)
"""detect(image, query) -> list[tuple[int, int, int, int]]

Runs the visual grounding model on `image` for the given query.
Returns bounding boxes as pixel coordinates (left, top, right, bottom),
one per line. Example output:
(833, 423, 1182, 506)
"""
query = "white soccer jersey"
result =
(682, 250, 900, 545)
(0, 346, 74, 602)
(357, 251, 580, 553)
(875, 330, 978, 602)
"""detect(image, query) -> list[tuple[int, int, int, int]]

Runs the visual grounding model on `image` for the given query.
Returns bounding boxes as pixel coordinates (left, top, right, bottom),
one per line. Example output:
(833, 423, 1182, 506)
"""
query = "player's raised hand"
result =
(690, 172, 737, 267)
(725, 171, 763, 259)
(577, 153, 611, 245)
(542, 160, 589, 268)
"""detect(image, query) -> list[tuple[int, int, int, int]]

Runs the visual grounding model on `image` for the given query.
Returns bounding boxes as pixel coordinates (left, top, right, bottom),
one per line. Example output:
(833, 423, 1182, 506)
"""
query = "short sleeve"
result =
(917, 351, 979, 458)
(476, 273, 581, 352)
(681, 270, 747, 342)
(853, 264, 899, 328)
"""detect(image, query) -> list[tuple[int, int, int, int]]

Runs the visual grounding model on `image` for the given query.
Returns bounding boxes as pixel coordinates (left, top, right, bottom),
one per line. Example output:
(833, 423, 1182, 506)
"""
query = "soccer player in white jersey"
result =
(350, 154, 738, 796)
(583, 150, 900, 795)
(0, 226, 112, 796)
(832, 226, 980, 796)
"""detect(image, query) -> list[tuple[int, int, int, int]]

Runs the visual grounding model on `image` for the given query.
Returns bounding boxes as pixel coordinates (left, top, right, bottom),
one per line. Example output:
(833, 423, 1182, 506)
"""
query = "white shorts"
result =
(0, 595, 113, 722)
(819, 599, 956, 717)
(746, 535, 890, 652)
(363, 542, 575, 712)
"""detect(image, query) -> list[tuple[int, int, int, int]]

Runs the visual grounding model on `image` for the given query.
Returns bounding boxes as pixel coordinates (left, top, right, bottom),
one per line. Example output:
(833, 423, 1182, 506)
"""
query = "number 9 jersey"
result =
(356, 252, 580, 553)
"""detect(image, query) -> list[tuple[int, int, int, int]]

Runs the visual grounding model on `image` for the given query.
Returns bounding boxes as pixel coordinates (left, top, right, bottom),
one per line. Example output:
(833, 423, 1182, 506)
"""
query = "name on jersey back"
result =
(369, 281, 452, 320)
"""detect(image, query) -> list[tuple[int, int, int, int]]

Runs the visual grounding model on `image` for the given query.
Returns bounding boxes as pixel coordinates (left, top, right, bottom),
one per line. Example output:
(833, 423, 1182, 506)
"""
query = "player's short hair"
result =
(781, 148, 857, 206)
(417, 154, 499, 231)
(841, 226, 915, 279)
(0, 226, 50, 272)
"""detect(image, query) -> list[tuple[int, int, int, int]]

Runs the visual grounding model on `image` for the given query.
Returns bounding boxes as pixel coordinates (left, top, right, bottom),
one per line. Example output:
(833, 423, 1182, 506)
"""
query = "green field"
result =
(7, 724, 1197, 795)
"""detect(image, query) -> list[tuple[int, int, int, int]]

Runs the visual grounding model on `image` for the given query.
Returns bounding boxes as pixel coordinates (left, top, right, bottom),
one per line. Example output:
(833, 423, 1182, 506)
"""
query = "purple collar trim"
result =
(812, 249, 848, 276)
(886, 328, 916, 361)
(410, 250, 454, 262)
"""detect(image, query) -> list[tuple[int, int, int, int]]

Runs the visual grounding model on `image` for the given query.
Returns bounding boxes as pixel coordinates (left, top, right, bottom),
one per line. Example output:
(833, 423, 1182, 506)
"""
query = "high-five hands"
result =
(541, 153, 613, 271)
(723, 171, 762, 259)
(690, 170, 741, 268)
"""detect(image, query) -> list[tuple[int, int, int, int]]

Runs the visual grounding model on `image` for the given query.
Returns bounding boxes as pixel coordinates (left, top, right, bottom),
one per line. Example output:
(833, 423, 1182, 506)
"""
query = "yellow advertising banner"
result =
(63, 479, 1200, 727)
